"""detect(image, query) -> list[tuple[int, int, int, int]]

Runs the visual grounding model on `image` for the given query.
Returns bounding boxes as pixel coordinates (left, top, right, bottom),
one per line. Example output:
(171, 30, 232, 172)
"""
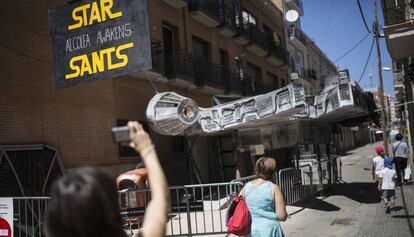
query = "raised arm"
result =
(273, 185, 287, 221)
(128, 121, 169, 237)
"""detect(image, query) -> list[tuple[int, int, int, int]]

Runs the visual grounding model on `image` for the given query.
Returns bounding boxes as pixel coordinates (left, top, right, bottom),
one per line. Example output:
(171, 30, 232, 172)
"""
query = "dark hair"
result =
(395, 133, 403, 141)
(45, 167, 126, 237)
(255, 157, 276, 180)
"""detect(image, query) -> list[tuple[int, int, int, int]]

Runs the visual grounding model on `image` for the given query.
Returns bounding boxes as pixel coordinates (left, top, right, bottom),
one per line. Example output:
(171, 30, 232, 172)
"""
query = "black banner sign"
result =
(48, 0, 151, 88)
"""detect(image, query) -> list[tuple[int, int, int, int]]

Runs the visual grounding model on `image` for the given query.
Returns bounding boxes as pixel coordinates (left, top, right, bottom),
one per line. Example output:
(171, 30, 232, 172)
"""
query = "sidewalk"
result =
(280, 142, 414, 237)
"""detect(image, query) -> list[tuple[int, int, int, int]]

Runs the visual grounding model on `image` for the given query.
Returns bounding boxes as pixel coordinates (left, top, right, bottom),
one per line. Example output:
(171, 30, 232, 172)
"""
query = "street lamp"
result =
(382, 67, 392, 71)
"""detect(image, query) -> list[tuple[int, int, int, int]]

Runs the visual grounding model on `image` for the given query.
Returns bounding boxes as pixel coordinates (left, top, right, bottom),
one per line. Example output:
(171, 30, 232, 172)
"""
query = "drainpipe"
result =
(182, 8, 188, 51)
(282, 0, 290, 73)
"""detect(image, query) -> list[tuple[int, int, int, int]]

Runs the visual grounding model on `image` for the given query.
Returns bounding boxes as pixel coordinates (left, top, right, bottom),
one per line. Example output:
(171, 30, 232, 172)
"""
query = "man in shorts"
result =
(378, 157, 398, 214)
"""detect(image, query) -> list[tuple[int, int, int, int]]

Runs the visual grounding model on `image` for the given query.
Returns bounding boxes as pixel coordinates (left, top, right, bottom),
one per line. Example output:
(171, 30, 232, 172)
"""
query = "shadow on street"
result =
(292, 197, 340, 212)
(326, 182, 382, 204)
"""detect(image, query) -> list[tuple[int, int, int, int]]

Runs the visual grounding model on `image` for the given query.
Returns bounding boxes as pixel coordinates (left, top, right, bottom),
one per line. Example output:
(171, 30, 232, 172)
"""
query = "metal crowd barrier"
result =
(278, 165, 313, 205)
(295, 154, 318, 160)
(12, 197, 50, 237)
(119, 182, 243, 236)
(329, 155, 342, 183)
(231, 172, 279, 186)
(9, 156, 342, 237)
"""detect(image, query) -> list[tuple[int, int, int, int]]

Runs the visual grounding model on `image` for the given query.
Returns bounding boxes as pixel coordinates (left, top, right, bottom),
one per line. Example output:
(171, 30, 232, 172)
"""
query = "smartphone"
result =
(111, 126, 131, 143)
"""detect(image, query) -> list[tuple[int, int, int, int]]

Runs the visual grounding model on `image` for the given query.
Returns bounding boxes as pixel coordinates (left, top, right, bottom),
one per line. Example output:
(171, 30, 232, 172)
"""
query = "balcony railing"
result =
(150, 39, 162, 72)
(164, 48, 193, 82)
(268, 42, 287, 66)
(382, 2, 412, 26)
(286, 0, 304, 15)
(234, 16, 251, 45)
(249, 25, 271, 54)
(288, 27, 307, 45)
(217, 6, 238, 37)
(162, 0, 187, 9)
(258, 84, 278, 94)
(188, 0, 221, 27)
(193, 58, 232, 89)
(229, 72, 243, 94)
(307, 69, 317, 80)
(242, 75, 255, 96)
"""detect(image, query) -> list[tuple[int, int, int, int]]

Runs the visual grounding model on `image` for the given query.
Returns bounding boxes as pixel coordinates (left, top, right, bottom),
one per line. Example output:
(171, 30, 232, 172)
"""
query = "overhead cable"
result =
(358, 37, 375, 83)
(356, 0, 372, 33)
(320, 0, 356, 43)
(333, 32, 371, 63)
(374, 100, 414, 112)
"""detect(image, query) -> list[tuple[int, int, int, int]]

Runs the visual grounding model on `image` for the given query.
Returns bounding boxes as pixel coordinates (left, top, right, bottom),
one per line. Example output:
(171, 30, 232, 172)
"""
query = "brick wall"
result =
(0, 0, 290, 184)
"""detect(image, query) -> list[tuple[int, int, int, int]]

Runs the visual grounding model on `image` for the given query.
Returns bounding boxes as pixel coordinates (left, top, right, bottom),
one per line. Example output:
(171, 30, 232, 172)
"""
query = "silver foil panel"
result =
(146, 85, 305, 135)
(146, 92, 199, 135)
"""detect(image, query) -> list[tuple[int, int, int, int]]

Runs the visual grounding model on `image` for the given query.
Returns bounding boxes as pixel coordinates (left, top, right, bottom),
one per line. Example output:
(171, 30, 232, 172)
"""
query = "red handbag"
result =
(227, 195, 251, 236)
(227, 183, 260, 236)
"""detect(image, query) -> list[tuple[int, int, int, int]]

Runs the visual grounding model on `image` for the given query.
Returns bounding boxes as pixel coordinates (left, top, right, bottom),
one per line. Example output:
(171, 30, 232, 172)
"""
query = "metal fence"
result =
(12, 197, 50, 237)
(231, 172, 279, 186)
(119, 182, 244, 236)
(278, 165, 313, 205)
(8, 155, 342, 237)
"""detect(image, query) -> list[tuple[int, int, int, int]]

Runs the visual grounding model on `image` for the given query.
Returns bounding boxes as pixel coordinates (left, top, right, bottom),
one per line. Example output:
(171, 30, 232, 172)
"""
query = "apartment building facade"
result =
(0, 0, 293, 194)
(382, 0, 414, 150)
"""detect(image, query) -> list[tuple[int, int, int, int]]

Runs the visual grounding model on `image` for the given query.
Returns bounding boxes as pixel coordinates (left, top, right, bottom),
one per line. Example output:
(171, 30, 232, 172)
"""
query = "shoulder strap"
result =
(242, 181, 266, 198)
(393, 141, 402, 156)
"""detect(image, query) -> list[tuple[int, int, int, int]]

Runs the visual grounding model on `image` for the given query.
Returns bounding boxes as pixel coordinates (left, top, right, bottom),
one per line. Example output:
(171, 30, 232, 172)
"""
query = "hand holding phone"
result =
(111, 126, 131, 143)
(112, 122, 153, 156)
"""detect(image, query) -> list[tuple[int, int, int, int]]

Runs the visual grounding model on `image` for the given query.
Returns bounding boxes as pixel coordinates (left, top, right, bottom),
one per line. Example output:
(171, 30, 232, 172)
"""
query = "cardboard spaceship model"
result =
(146, 82, 374, 136)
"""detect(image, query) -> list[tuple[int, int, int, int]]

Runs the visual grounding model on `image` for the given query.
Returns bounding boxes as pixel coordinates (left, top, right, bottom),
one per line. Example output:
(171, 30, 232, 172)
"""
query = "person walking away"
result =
(241, 157, 287, 237)
(372, 146, 385, 183)
(392, 133, 409, 185)
(378, 157, 398, 214)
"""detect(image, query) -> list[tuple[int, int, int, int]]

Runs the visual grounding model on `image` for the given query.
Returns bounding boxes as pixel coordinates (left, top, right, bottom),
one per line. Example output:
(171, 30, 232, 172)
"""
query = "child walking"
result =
(378, 157, 398, 214)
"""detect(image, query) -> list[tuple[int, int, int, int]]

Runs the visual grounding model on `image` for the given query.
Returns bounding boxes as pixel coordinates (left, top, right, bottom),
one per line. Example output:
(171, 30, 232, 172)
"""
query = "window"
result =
(263, 24, 281, 47)
(281, 78, 286, 87)
(162, 22, 179, 77)
(265, 72, 279, 88)
(242, 9, 256, 25)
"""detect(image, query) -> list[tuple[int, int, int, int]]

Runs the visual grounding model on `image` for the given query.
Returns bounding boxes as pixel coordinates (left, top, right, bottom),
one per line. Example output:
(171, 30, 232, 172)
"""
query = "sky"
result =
(300, 0, 394, 96)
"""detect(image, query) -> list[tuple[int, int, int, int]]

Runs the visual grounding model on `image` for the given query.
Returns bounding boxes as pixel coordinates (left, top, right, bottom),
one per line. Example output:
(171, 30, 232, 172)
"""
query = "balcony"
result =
(134, 39, 163, 78)
(217, 6, 238, 37)
(193, 58, 231, 91)
(150, 39, 163, 73)
(288, 27, 307, 51)
(267, 43, 286, 67)
(228, 72, 243, 94)
(232, 17, 250, 45)
(188, 0, 221, 27)
(382, 1, 414, 59)
(286, 0, 304, 16)
(162, 0, 187, 9)
(246, 26, 270, 56)
(241, 75, 256, 96)
(307, 69, 317, 80)
(258, 84, 278, 94)
(164, 48, 193, 82)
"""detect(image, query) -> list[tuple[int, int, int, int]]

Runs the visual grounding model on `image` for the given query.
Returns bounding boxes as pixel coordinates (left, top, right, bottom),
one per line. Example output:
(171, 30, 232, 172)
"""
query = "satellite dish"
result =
(286, 10, 299, 23)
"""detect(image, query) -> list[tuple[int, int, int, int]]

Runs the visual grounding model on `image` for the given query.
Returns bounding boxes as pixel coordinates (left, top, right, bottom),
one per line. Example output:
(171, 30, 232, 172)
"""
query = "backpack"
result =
(226, 183, 261, 236)
(227, 195, 251, 236)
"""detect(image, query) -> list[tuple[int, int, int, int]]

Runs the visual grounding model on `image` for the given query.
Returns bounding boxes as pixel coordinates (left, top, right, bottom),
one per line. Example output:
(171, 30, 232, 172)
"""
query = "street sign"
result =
(49, 0, 152, 88)
(0, 198, 13, 237)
